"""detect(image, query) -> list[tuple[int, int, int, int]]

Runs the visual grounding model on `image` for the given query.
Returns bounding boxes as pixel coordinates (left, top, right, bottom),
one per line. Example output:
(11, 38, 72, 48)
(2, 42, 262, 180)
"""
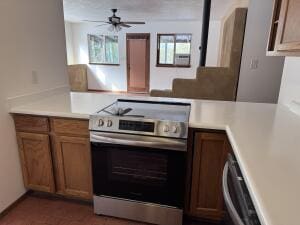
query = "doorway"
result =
(126, 33, 150, 93)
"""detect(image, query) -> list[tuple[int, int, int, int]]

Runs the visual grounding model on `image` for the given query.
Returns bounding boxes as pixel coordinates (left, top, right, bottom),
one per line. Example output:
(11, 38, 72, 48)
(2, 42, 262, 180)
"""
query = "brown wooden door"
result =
(275, 0, 300, 51)
(189, 132, 229, 221)
(54, 135, 92, 200)
(126, 33, 150, 93)
(17, 132, 55, 193)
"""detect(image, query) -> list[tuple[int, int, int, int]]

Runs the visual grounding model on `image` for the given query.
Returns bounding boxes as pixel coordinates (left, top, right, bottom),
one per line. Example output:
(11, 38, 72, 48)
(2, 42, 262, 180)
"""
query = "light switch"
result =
(250, 59, 259, 70)
(32, 70, 39, 84)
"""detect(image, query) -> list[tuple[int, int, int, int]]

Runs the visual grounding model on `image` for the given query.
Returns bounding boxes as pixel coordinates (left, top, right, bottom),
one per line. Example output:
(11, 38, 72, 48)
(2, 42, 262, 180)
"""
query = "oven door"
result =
(90, 132, 187, 209)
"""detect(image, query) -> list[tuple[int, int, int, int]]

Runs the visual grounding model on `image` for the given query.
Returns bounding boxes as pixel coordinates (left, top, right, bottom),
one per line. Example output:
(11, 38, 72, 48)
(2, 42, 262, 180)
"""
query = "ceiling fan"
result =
(84, 9, 145, 32)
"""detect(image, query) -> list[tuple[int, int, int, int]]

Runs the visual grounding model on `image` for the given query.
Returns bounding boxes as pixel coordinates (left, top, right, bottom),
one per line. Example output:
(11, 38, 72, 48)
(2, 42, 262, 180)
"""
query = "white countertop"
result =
(9, 92, 300, 225)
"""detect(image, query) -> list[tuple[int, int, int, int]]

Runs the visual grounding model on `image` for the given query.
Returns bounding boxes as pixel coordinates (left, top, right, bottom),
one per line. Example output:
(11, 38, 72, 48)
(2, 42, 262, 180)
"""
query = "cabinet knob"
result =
(98, 119, 104, 127)
(107, 120, 113, 127)
(163, 125, 170, 132)
(172, 126, 179, 133)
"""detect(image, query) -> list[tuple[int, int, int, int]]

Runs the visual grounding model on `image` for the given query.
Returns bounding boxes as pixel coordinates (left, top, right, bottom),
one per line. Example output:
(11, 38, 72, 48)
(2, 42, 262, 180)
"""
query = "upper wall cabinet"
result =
(268, 0, 300, 56)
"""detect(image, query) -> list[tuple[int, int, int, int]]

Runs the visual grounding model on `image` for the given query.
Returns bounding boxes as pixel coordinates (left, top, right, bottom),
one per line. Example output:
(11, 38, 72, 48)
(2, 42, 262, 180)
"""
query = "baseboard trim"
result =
(0, 191, 30, 219)
(88, 89, 150, 95)
(29, 191, 92, 205)
(88, 89, 128, 94)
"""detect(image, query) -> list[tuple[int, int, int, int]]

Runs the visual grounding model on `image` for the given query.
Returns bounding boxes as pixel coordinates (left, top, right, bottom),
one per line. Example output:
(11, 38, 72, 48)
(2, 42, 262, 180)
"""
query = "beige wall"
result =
(65, 22, 75, 65)
(0, 0, 68, 212)
(236, 0, 284, 103)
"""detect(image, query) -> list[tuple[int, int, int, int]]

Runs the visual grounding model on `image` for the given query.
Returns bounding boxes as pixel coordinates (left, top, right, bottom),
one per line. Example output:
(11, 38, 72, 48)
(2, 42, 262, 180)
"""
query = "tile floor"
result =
(0, 195, 218, 225)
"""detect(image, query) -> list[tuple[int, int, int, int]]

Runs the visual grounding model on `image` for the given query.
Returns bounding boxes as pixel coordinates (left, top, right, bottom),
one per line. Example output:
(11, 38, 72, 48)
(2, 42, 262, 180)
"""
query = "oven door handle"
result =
(222, 162, 245, 225)
(90, 132, 187, 152)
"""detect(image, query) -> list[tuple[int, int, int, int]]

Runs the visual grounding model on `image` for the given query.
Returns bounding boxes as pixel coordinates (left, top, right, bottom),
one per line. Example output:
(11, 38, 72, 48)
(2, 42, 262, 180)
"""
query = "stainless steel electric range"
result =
(89, 99, 191, 225)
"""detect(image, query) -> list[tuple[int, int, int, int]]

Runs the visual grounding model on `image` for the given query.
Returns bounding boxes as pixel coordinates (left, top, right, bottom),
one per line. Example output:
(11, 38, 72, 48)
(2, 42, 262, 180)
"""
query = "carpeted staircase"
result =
(150, 8, 247, 101)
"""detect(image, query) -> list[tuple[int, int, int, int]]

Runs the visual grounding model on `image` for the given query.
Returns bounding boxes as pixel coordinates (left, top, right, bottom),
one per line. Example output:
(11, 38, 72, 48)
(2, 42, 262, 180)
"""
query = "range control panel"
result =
(119, 120, 155, 132)
(89, 116, 188, 139)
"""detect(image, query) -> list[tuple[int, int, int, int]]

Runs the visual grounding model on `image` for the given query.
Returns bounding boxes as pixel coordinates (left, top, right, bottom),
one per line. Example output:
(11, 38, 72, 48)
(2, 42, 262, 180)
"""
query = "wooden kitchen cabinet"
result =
(16, 132, 55, 193)
(186, 131, 229, 221)
(53, 135, 92, 200)
(50, 118, 92, 200)
(268, 0, 300, 55)
(13, 115, 92, 201)
(14, 113, 232, 213)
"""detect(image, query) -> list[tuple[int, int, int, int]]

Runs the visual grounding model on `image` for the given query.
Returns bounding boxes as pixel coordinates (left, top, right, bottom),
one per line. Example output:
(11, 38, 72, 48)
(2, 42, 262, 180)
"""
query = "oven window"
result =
(91, 142, 186, 208)
(109, 150, 168, 186)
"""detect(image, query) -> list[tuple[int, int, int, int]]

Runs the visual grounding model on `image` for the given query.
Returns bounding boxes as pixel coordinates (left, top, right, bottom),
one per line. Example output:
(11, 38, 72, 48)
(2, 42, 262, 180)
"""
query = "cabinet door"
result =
(275, 0, 300, 51)
(189, 132, 229, 221)
(54, 136, 92, 200)
(17, 132, 55, 193)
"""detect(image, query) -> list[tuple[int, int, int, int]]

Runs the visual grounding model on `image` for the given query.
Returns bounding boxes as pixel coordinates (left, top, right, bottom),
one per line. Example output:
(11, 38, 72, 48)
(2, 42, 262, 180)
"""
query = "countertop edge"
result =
(226, 126, 269, 225)
(9, 109, 90, 120)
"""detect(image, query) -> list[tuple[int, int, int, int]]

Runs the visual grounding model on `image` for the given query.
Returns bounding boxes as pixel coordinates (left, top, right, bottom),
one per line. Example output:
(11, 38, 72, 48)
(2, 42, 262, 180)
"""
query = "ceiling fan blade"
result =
(120, 23, 131, 28)
(122, 21, 145, 24)
(96, 23, 110, 27)
(83, 20, 108, 23)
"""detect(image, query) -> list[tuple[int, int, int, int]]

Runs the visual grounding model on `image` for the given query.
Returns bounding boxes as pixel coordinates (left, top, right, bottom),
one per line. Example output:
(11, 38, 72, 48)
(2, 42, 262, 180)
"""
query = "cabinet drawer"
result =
(14, 115, 49, 133)
(51, 118, 89, 136)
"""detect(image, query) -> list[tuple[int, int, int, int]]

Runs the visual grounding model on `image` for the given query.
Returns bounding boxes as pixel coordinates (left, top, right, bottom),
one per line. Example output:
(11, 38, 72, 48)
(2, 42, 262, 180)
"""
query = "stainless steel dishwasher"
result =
(222, 154, 261, 225)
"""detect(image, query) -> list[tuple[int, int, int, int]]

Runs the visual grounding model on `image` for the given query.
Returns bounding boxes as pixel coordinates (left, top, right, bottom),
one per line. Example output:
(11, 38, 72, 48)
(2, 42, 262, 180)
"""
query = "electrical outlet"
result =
(250, 59, 259, 70)
(32, 70, 39, 84)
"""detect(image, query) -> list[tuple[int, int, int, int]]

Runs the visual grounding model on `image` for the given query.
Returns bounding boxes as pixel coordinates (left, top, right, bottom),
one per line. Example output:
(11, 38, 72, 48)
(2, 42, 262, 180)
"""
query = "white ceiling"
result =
(63, 0, 239, 22)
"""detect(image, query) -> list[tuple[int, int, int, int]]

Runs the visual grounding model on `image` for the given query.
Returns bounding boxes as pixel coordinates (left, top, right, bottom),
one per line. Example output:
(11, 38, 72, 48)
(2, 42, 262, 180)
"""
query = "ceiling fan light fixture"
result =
(108, 24, 114, 32)
(108, 24, 122, 33)
(115, 25, 122, 32)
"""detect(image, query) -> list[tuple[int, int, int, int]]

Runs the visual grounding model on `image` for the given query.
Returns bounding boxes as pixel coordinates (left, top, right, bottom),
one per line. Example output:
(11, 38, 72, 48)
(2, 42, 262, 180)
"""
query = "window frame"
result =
(87, 34, 120, 66)
(156, 33, 192, 68)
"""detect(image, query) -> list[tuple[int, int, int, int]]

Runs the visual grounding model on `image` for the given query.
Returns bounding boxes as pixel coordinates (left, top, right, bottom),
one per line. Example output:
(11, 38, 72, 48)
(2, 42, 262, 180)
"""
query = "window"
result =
(157, 34, 192, 67)
(88, 34, 119, 65)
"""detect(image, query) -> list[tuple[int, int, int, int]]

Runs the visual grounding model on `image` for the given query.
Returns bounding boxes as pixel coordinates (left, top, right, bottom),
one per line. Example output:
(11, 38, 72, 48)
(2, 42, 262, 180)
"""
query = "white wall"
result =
(66, 20, 221, 91)
(65, 22, 75, 65)
(236, 0, 285, 103)
(0, 0, 68, 212)
(278, 57, 300, 106)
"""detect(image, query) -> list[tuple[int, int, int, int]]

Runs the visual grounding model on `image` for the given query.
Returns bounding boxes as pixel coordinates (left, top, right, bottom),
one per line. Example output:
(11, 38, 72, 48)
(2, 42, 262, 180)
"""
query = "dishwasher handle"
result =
(222, 162, 245, 225)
